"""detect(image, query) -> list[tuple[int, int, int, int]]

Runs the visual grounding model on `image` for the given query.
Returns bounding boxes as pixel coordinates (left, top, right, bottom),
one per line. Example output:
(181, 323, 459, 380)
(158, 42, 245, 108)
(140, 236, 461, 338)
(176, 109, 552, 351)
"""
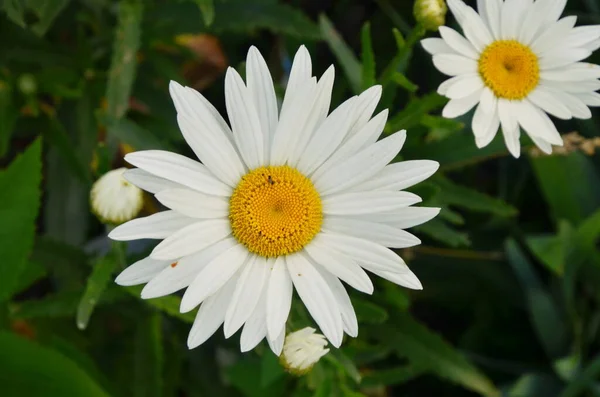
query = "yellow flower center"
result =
(478, 40, 539, 100)
(229, 166, 322, 258)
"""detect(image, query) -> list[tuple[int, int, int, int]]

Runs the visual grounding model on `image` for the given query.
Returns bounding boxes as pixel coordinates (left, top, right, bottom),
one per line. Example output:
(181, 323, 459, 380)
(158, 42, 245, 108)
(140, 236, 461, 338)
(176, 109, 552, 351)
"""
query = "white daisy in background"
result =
(422, 0, 600, 157)
(90, 167, 143, 224)
(280, 327, 329, 375)
(109, 46, 439, 354)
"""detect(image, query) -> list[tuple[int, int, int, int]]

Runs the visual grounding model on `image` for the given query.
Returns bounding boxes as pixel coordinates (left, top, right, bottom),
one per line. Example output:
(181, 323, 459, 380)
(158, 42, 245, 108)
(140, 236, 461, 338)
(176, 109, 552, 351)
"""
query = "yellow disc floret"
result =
(229, 166, 322, 258)
(478, 40, 540, 100)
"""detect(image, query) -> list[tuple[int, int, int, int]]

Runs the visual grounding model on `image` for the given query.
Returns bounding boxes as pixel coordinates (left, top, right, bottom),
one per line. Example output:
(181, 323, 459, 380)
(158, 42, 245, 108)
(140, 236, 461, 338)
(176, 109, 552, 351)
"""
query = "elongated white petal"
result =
(266, 257, 293, 339)
(181, 244, 249, 313)
(349, 160, 439, 192)
(224, 68, 265, 169)
(155, 188, 229, 219)
(280, 46, 312, 118)
(115, 257, 171, 286)
(240, 287, 268, 352)
(439, 26, 478, 59)
(442, 90, 482, 118)
(109, 211, 196, 241)
(323, 217, 421, 249)
(268, 328, 285, 356)
(498, 99, 521, 158)
(531, 15, 577, 54)
(539, 48, 592, 70)
(528, 86, 572, 120)
(246, 46, 278, 158)
(304, 239, 373, 294)
(444, 75, 485, 99)
(433, 54, 478, 76)
(318, 269, 358, 337)
(224, 255, 270, 338)
(187, 274, 239, 349)
(150, 219, 231, 260)
(351, 207, 441, 229)
(141, 238, 236, 299)
(123, 168, 183, 194)
(125, 151, 231, 197)
(366, 266, 423, 290)
(323, 191, 421, 215)
(421, 38, 455, 55)
(286, 253, 343, 347)
(317, 232, 410, 274)
(540, 63, 600, 82)
(313, 131, 407, 196)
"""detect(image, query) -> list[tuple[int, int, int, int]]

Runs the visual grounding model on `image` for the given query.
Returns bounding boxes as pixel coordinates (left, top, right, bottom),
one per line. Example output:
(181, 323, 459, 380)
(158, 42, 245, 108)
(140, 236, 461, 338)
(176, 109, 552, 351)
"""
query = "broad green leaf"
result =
(530, 152, 600, 225)
(0, 80, 17, 158)
(361, 365, 427, 387)
(192, 0, 214, 26)
(360, 22, 376, 90)
(509, 373, 565, 397)
(319, 14, 361, 94)
(125, 286, 195, 323)
(105, 0, 143, 121)
(135, 311, 163, 397)
(45, 115, 91, 184)
(227, 356, 286, 397)
(433, 176, 517, 217)
(0, 331, 109, 396)
(525, 221, 573, 276)
(326, 349, 362, 383)
(10, 260, 46, 297)
(76, 255, 117, 330)
(505, 239, 569, 359)
(369, 314, 500, 397)
(387, 93, 447, 132)
(352, 298, 388, 324)
(560, 353, 600, 397)
(0, 138, 42, 302)
(260, 351, 286, 388)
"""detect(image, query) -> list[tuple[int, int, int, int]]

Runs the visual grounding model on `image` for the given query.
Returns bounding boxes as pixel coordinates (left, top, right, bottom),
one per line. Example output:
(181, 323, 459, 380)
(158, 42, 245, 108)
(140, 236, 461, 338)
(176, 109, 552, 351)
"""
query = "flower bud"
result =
(414, 0, 447, 31)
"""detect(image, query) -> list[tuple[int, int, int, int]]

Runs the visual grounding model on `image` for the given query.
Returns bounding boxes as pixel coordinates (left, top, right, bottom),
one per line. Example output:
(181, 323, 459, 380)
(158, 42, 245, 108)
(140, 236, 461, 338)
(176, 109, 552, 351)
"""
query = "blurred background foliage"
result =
(1, 0, 600, 396)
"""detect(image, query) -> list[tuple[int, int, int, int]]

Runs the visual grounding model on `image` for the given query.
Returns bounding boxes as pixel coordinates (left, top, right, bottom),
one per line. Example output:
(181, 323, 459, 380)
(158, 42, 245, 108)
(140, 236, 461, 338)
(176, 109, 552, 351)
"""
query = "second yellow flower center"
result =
(478, 40, 540, 100)
(229, 166, 322, 258)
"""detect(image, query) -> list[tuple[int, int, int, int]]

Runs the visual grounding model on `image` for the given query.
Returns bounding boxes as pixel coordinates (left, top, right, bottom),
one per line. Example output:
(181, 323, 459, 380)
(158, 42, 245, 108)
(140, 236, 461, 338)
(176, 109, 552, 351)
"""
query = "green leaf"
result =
(361, 365, 427, 387)
(0, 80, 17, 158)
(505, 239, 569, 359)
(391, 72, 418, 93)
(319, 14, 361, 94)
(10, 260, 46, 297)
(0, 331, 109, 396)
(125, 286, 195, 323)
(227, 356, 286, 397)
(45, 115, 91, 184)
(352, 298, 388, 324)
(0, 138, 42, 302)
(192, 0, 214, 26)
(525, 221, 573, 276)
(387, 93, 447, 132)
(560, 353, 600, 397)
(530, 152, 600, 225)
(433, 176, 517, 217)
(326, 349, 362, 383)
(415, 218, 471, 247)
(135, 311, 163, 397)
(76, 255, 118, 330)
(105, 0, 143, 121)
(104, 116, 171, 151)
(369, 314, 500, 397)
(260, 351, 286, 388)
(360, 22, 376, 90)
(3, 0, 70, 35)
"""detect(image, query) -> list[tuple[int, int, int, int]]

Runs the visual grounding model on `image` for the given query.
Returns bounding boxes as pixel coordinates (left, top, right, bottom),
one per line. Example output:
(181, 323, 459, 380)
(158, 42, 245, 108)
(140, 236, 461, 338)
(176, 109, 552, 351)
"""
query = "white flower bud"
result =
(91, 168, 143, 224)
(280, 327, 329, 375)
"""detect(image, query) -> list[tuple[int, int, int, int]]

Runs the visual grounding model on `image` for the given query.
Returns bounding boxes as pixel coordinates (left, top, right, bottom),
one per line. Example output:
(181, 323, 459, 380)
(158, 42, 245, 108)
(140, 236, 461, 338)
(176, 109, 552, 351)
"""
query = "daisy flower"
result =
(90, 167, 143, 224)
(422, 0, 600, 157)
(109, 46, 439, 354)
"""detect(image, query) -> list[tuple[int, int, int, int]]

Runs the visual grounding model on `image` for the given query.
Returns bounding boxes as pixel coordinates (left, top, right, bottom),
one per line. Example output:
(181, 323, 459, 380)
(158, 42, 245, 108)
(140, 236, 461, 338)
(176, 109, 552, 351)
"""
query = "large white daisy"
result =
(109, 46, 439, 354)
(422, 0, 600, 157)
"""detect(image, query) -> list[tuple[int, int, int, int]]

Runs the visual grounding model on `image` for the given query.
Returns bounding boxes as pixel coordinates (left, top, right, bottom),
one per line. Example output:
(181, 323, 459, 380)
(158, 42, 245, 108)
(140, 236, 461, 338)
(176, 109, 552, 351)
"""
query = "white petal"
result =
(528, 86, 572, 120)
(566, 25, 600, 48)
(432, 54, 478, 76)
(347, 85, 383, 137)
(267, 328, 285, 356)
(530, 135, 553, 154)
(240, 287, 268, 352)
(246, 46, 279, 158)
(479, 0, 502, 39)
(155, 188, 229, 219)
(352, 207, 441, 229)
(531, 16, 577, 54)
(498, 100, 521, 158)
(170, 82, 245, 186)
(458, 2, 494, 51)
(544, 0, 567, 24)
(539, 48, 592, 70)
(521, 101, 564, 145)
(323, 191, 421, 215)
(475, 109, 500, 149)
(540, 63, 600, 81)
(500, 0, 530, 40)
(187, 274, 239, 349)
(421, 38, 455, 55)
(442, 89, 482, 118)
(123, 168, 183, 194)
(224, 68, 265, 169)
(141, 238, 236, 299)
(445, 75, 485, 99)
(224, 255, 270, 338)
(180, 244, 249, 313)
(540, 79, 600, 93)
(266, 257, 293, 339)
(115, 257, 171, 286)
(576, 92, 600, 106)
(317, 269, 358, 337)
(349, 160, 439, 192)
(316, 232, 410, 274)
(150, 219, 231, 260)
(125, 151, 231, 197)
(286, 253, 343, 348)
(313, 131, 407, 196)
(304, 240, 373, 294)
(439, 26, 479, 59)
(554, 91, 592, 119)
(472, 87, 497, 138)
(296, 95, 356, 174)
(108, 211, 196, 241)
(323, 217, 421, 249)
(280, 46, 312, 118)
(366, 267, 423, 290)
